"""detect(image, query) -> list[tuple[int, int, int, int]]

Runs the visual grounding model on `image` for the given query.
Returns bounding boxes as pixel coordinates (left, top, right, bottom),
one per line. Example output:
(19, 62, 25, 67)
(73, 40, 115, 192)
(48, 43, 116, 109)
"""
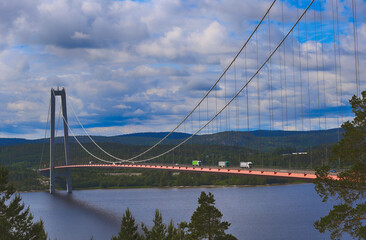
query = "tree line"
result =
(65, 169, 293, 191)
(111, 192, 237, 240)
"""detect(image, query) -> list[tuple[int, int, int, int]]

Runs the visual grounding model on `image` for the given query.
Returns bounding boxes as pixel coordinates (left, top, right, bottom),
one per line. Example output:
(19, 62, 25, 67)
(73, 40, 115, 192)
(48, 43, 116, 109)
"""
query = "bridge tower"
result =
(50, 87, 72, 194)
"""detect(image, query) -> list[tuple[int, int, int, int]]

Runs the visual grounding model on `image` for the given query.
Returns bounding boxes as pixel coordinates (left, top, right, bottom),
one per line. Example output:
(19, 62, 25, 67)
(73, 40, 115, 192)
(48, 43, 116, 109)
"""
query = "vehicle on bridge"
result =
(218, 161, 229, 167)
(240, 162, 253, 168)
(192, 160, 202, 166)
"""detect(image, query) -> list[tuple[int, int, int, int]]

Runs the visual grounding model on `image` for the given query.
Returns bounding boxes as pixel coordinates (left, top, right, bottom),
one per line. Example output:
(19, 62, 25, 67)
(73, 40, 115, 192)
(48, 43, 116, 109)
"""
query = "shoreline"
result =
(18, 181, 310, 193)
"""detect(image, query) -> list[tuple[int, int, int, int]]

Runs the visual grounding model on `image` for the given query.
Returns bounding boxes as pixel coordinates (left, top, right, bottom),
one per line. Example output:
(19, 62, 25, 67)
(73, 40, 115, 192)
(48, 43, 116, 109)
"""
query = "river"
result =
(20, 184, 350, 240)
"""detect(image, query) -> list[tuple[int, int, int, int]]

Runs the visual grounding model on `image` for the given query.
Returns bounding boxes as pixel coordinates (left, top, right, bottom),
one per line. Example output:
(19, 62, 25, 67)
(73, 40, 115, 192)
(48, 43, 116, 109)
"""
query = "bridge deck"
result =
(38, 164, 339, 181)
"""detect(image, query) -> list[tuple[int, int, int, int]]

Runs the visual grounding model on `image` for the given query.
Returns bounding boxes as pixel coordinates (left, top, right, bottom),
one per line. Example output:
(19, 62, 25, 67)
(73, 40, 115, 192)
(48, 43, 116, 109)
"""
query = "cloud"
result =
(7, 101, 38, 111)
(71, 31, 90, 40)
(113, 104, 130, 110)
(0, 0, 364, 141)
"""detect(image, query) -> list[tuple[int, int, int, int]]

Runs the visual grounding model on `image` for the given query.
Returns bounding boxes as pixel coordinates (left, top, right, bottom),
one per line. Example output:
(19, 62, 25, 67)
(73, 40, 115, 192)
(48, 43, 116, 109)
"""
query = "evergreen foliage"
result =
(314, 92, 366, 240)
(142, 210, 167, 240)
(114, 192, 236, 240)
(185, 192, 236, 240)
(0, 165, 47, 240)
(166, 219, 180, 240)
(332, 92, 366, 164)
(111, 208, 140, 240)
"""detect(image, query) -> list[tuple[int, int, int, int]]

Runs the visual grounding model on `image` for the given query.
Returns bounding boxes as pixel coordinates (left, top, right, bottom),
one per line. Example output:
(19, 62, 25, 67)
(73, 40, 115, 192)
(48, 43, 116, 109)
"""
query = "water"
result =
(20, 184, 348, 240)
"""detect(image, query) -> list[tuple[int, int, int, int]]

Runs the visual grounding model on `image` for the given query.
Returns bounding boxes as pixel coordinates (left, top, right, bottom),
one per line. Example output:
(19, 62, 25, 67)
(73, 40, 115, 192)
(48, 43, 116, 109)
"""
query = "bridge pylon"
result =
(50, 87, 72, 194)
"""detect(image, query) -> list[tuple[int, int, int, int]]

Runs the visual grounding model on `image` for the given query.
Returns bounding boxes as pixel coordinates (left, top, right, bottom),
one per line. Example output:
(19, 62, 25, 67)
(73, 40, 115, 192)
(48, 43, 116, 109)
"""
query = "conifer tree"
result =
(142, 209, 167, 240)
(187, 191, 237, 240)
(0, 165, 47, 240)
(166, 219, 180, 240)
(314, 92, 366, 239)
(111, 208, 140, 240)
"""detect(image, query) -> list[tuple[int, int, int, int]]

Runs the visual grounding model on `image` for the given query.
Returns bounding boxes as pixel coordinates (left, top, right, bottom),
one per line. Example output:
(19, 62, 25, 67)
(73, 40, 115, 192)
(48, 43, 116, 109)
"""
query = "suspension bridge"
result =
(38, 0, 362, 193)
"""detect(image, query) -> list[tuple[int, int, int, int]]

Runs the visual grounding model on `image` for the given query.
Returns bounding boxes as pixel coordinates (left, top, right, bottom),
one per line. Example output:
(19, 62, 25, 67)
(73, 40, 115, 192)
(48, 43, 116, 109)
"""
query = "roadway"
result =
(38, 163, 339, 181)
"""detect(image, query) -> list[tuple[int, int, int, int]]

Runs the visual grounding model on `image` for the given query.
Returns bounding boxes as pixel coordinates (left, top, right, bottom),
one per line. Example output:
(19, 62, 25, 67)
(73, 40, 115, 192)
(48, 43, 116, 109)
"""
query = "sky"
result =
(0, 0, 365, 139)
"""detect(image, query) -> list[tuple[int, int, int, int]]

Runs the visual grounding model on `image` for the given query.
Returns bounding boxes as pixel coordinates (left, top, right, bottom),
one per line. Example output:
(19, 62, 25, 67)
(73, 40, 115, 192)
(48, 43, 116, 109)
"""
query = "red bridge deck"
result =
(38, 164, 339, 181)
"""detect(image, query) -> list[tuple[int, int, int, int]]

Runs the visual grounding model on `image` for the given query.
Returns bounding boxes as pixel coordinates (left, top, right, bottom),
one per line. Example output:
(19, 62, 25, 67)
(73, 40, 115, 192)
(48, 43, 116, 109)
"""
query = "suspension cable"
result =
(65, 0, 279, 162)
(109, 0, 316, 163)
(64, 0, 315, 164)
(67, 94, 129, 162)
(60, 111, 116, 164)
(39, 98, 51, 169)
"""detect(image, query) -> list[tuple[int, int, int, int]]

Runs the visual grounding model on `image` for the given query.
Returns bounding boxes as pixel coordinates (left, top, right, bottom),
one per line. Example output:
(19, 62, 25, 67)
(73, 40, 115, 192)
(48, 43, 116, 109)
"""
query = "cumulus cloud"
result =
(71, 31, 90, 40)
(113, 104, 130, 110)
(0, 0, 364, 140)
(7, 101, 38, 111)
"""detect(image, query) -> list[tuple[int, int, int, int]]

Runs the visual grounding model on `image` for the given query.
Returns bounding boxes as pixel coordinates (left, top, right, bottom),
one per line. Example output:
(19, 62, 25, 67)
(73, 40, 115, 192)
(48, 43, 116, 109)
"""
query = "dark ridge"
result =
(0, 128, 343, 149)
(0, 138, 29, 146)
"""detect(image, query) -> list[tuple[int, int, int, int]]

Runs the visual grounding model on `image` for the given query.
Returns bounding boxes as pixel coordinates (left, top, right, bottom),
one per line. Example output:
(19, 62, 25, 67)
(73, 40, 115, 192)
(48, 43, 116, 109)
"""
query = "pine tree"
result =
(142, 209, 167, 240)
(187, 191, 236, 240)
(0, 165, 47, 240)
(111, 208, 140, 240)
(314, 92, 366, 239)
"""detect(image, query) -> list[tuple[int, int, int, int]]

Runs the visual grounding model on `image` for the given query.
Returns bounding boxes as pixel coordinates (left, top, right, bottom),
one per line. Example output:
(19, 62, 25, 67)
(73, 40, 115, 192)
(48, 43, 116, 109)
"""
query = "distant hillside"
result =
(0, 129, 343, 151)
(0, 129, 343, 192)
(0, 138, 29, 146)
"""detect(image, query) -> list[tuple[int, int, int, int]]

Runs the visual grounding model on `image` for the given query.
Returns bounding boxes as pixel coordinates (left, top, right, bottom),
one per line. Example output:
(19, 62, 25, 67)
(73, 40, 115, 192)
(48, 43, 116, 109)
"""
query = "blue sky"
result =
(0, 0, 364, 139)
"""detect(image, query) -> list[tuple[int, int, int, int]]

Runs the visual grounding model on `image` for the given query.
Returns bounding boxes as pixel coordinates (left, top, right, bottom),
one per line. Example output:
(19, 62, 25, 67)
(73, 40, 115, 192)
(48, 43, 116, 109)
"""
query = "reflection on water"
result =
(20, 184, 351, 240)
(21, 191, 120, 240)
(52, 192, 120, 223)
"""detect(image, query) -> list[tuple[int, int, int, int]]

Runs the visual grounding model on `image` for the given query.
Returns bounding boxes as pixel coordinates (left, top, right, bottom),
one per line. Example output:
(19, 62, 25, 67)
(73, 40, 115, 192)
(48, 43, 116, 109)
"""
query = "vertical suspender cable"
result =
(268, 13, 274, 167)
(319, 0, 328, 163)
(40, 99, 51, 169)
(291, 26, 298, 167)
(184, 120, 186, 163)
(333, 0, 342, 167)
(282, 0, 289, 135)
(198, 103, 201, 160)
(191, 114, 193, 159)
(314, 2, 322, 166)
(235, 61, 240, 161)
(206, 97, 209, 162)
(279, 19, 285, 166)
(281, 0, 290, 168)
(335, 0, 343, 124)
(220, 84, 222, 135)
(331, 0, 340, 167)
(351, 0, 360, 96)
(305, 8, 313, 169)
(245, 49, 250, 159)
(256, 30, 262, 167)
(199, 104, 201, 136)
(296, 0, 305, 158)
(331, 0, 339, 125)
(215, 83, 218, 134)
(228, 72, 231, 137)
(225, 73, 228, 143)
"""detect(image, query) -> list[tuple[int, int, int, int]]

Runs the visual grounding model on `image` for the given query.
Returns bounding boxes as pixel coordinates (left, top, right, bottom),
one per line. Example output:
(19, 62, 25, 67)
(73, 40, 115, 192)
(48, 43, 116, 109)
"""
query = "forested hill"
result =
(0, 129, 343, 191)
(0, 138, 30, 146)
(0, 129, 342, 151)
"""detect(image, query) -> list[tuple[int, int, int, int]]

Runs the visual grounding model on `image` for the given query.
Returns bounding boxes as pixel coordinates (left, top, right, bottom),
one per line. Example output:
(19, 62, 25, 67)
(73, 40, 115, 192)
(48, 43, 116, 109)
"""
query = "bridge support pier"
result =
(50, 87, 72, 194)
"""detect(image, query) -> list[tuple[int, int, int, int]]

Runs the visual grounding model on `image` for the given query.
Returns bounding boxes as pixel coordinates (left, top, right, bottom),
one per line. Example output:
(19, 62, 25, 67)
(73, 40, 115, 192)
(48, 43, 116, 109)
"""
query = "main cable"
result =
(65, 0, 315, 164)
(39, 98, 51, 169)
(113, 0, 316, 163)
(66, 0, 278, 162)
